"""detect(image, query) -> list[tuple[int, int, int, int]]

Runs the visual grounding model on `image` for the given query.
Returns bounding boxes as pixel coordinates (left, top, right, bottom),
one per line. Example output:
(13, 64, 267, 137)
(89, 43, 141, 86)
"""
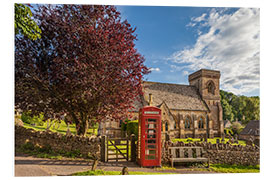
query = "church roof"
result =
(130, 81, 209, 112)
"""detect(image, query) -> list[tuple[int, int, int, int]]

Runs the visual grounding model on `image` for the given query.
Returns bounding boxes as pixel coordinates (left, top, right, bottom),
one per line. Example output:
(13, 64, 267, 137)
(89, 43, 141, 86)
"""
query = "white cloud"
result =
(168, 8, 260, 95)
(192, 13, 207, 22)
(150, 67, 161, 72)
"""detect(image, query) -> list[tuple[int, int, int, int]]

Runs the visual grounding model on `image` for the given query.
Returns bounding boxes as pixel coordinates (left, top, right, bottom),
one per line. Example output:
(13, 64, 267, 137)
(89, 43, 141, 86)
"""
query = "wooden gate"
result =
(100, 135, 136, 163)
(107, 138, 129, 162)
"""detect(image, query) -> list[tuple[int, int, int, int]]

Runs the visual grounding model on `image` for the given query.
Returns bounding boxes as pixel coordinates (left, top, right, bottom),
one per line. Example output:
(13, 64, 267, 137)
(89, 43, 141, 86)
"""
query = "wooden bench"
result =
(168, 146, 209, 168)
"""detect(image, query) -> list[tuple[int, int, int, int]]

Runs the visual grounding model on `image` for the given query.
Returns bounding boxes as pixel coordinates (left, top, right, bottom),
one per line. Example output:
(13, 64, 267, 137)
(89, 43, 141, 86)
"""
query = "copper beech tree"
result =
(15, 5, 149, 136)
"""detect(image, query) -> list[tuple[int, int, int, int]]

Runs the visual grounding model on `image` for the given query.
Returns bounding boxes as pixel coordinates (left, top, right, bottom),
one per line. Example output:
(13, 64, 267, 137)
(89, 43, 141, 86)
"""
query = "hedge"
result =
(121, 119, 138, 140)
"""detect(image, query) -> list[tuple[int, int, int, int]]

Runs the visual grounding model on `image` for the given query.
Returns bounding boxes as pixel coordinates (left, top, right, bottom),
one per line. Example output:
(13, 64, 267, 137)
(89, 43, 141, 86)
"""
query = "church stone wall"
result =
(15, 125, 100, 158)
(162, 141, 259, 166)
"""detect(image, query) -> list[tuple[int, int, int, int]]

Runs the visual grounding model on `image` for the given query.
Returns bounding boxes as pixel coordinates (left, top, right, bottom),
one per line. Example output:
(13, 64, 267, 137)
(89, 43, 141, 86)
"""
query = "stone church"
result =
(98, 69, 224, 139)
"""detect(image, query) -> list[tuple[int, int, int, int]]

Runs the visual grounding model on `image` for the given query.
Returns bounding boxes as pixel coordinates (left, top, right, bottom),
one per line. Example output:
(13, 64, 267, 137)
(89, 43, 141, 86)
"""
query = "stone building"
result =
(99, 69, 224, 139)
(239, 120, 260, 141)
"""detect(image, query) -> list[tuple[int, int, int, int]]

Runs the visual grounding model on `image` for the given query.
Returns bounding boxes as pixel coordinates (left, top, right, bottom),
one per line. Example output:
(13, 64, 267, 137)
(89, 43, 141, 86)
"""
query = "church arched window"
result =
(198, 116, 205, 129)
(165, 121, 169, 131)
(185, 116, 191, 129)
(206, 80, 215, 95)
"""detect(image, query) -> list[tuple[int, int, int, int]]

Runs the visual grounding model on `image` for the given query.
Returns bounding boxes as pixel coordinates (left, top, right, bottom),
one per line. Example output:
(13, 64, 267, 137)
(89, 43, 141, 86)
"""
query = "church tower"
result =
(188, 69, 224, 137)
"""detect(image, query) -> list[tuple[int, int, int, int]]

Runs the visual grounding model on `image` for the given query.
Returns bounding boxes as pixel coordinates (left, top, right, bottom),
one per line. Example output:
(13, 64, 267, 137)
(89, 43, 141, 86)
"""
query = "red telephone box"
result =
(137, 106, 161, 167)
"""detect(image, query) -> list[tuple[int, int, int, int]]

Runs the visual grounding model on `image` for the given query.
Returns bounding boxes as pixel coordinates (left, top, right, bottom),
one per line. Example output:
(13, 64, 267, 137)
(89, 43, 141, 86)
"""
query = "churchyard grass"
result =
(172, 138, 246, 145)
(23, 120, 98, 136)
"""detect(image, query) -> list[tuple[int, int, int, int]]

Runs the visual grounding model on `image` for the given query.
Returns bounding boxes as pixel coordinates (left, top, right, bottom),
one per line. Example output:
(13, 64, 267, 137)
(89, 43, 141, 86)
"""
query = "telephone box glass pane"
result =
(146, 155, 156, 160)
(147, 129, 156, 134)
(145, 149, 156, 155)
(147, 119, 157, 122)
(146, 139, 156, 144)
(147, 144, 156, 149)
(147, 134, 156, 138)
(146, 124, 156, 129)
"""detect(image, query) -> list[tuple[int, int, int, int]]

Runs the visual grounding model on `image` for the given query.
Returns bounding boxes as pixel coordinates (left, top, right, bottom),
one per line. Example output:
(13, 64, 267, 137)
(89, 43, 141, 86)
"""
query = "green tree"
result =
(221, 98, 234, 121)
(242, 97, 260, 124)
(15, 3, 41, 40)
(220, 90, 260, 125)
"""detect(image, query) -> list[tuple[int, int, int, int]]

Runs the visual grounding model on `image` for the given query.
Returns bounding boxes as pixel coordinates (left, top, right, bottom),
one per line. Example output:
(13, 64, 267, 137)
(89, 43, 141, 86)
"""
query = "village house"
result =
(99, 69, 224, 139)
(239, 120, 260, 142)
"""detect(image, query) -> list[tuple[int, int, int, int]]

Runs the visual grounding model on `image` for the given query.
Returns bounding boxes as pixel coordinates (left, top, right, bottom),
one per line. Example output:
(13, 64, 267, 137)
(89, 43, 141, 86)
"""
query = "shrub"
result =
(38, 144, 53, 153)
(231, 122, 243, 135)
(126, 120, 138, 139)
(120, 119, 128, 132)
(22, 142, 35, 151)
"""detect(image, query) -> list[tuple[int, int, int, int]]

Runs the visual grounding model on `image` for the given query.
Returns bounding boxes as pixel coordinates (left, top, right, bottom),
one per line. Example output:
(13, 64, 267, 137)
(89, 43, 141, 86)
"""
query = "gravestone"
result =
(204, 134, 208, 142)
(66, 129, 71, 136)
(221, 136, 225, 143)
(234, 135, 238, 143)
(165, 133, 170, 141)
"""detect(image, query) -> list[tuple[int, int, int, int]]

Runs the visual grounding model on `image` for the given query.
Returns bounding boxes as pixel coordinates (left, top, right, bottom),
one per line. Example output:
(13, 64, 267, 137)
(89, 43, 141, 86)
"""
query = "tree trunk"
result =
(76, 120, 88, 136)
(70, 112, 89, 136)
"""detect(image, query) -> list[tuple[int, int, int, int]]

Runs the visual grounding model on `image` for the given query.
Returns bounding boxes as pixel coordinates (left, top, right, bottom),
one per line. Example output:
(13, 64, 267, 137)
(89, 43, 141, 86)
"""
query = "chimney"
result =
(149, 93, 153, 106)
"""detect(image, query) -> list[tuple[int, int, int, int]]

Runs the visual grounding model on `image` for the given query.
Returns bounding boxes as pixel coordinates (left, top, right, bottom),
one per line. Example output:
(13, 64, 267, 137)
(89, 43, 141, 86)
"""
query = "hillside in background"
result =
(220, 90, 260, 125)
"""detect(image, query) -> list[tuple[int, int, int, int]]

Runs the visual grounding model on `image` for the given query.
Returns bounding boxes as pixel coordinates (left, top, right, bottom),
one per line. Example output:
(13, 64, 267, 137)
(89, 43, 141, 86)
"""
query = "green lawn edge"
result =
(72, 170, 175, 176)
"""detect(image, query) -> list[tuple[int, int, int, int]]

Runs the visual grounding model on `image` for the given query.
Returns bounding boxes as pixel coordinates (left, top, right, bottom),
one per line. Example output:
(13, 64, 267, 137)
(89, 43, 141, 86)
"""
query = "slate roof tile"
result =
(130, 81, 208, 112)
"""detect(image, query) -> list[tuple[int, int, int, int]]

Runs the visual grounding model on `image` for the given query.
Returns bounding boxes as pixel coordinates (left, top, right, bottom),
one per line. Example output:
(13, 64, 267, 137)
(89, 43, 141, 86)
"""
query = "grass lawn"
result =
(72, 170, 175, 176)
(172, 137, 246, 146)
(23, 120, 98, 136)
(209, 164, 260, 173)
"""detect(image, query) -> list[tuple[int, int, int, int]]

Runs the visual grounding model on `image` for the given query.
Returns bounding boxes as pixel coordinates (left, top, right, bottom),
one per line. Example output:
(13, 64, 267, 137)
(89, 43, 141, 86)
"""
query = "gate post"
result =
(130, 134, 136, 162)
(100, 135, 107, 162)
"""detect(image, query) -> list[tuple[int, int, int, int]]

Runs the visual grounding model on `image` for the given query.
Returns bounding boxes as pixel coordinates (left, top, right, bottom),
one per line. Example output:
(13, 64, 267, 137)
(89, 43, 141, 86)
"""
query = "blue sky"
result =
(116, 6, 260, 97)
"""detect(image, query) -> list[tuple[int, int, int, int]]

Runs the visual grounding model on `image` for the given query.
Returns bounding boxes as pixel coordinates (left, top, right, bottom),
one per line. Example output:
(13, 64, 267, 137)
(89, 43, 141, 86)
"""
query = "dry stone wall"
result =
(162, 141, 259, 166)
(15, 125, 101, 159)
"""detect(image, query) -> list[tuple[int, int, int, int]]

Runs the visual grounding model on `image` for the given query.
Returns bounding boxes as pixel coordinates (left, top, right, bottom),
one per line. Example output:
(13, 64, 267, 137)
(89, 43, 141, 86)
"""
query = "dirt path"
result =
(15, 153, 215, 176)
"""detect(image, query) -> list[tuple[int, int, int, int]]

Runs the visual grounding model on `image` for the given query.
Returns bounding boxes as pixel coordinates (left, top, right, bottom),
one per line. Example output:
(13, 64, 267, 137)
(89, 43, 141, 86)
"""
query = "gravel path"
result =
(15, 153, 215, 176)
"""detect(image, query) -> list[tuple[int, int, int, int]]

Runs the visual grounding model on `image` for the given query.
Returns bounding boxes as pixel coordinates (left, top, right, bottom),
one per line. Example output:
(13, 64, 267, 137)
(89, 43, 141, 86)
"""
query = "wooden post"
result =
(126, 138, 129, 161)
(130, 134, 136, 162)
(100, 135, 107, 162)
(116, 144, 118, 164)
(91, 159, 98, 171)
